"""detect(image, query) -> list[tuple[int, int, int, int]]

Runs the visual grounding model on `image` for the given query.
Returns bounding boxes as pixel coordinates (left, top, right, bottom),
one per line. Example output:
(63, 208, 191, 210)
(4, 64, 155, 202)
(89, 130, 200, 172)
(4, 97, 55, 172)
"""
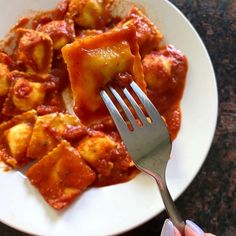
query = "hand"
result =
(160, 219, 216, 236)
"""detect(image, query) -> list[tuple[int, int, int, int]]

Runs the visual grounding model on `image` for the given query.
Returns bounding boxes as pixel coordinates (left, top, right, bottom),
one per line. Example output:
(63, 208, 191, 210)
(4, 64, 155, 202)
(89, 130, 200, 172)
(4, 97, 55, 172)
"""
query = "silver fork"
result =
(100, 81, 185, 234)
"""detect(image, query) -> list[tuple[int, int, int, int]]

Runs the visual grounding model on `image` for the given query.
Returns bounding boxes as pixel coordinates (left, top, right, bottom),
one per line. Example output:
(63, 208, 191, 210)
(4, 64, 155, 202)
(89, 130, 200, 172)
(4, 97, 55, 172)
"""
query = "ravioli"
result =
(2, 72, 47, 116)
(117, 7, 163, 56)
(38, 20, 75, 50)
(0, 110, 37, 167)
(68, 0, 113, 29)
(27, 140, 96, 210)
(16, 29, 53, 74)
(0, 0, 188, 211)
(77, 131, 117, 176)
(27, 112, 83, 160)
(62, 24, 146, 122)
(0, 63, 10, 97)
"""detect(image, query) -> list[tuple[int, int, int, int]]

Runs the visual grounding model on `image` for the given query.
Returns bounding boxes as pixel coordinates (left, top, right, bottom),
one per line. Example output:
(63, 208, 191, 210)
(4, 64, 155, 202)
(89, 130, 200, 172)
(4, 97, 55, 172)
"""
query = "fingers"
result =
(160, 219, 181, 236)
(185, 220, 204, 236)
(185, 220, 216, 236)
(161, 219, 216, 236)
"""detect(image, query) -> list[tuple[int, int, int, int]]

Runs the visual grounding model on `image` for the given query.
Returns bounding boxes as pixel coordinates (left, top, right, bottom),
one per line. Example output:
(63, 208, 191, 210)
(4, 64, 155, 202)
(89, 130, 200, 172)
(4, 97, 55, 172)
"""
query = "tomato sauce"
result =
(0, 0, 188, 210)
(143, 45, 188, 139)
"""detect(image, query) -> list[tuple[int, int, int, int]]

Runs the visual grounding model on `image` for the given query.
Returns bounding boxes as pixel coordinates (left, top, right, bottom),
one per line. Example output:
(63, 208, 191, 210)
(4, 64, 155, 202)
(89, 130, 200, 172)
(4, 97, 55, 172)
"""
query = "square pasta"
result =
(77, 131, 117, 176)
(27, 112, 86, 160)
(68, 0, 113, 29)
(2, 70, 66, 117)
(0, 110, 37, 168)
(16, 29, 53, 74)
(26, 140, 96, 210)
(37, 19, 75, 51)
(77, 131, 138, 186)
(117, 6, 163, 56)
(62, 24, 146, 122)
(2, 71, 47, 116)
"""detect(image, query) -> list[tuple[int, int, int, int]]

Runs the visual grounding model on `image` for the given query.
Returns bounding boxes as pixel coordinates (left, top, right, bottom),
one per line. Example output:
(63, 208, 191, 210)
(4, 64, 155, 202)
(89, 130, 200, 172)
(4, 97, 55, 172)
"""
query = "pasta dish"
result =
(0, 0, 187, 210)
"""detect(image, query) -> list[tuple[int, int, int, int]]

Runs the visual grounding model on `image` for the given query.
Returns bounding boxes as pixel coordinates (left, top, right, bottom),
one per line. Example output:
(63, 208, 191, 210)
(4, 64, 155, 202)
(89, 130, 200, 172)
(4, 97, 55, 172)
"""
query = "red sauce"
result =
(143, 45, 188, 139)
(0, 0, 188, 209)
(13, 79, 32, 98)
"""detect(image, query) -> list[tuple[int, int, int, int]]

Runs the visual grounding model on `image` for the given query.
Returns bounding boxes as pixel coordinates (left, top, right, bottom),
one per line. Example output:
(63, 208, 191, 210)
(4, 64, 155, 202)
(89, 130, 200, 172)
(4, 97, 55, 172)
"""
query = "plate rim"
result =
(0, 0, 218, 235)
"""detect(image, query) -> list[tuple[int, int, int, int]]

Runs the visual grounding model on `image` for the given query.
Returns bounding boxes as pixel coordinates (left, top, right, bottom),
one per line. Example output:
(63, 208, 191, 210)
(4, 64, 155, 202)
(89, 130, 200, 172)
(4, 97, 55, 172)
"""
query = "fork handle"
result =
(155, 174, 185, 235)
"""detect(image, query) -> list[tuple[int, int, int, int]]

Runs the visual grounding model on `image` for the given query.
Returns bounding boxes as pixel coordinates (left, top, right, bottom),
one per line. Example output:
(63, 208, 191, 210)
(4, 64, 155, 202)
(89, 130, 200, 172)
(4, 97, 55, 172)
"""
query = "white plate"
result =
(0, 0, 218, 235)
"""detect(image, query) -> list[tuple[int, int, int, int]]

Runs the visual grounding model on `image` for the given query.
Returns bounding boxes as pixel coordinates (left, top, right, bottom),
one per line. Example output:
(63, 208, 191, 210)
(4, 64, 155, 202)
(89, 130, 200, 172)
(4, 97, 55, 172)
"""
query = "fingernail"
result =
(186, 220, 205, 235)
(161, 219, 174, 236)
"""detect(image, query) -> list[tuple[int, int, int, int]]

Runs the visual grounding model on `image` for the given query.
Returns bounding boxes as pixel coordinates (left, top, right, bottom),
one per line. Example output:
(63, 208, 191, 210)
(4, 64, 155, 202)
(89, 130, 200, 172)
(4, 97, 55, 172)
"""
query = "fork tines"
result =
(100, 81, 163, 131)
